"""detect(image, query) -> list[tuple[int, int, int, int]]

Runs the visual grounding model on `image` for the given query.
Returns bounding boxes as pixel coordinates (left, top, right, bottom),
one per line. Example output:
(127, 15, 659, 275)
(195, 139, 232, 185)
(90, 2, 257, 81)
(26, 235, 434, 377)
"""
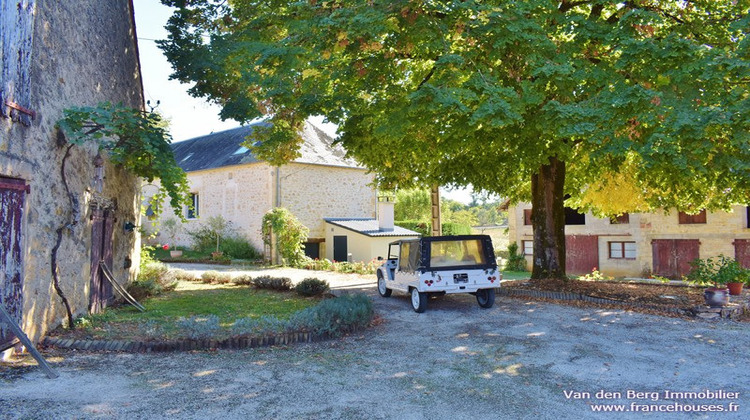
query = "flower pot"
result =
(704, 287, 730, 308)
(170, 250, 183, 258)
(211, 251, 224, 260)
(727, 282, 744, 296)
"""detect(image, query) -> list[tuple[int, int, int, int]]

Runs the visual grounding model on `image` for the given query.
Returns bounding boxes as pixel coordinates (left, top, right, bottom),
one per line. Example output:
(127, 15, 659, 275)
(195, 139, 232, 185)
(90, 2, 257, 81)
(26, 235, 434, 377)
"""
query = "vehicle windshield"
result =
(429, 239, 487, 268)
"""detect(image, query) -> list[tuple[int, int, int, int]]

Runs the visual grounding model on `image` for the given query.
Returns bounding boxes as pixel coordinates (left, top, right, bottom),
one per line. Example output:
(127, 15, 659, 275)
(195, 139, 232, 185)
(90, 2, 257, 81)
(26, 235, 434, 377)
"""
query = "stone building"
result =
(507, 204, 750, 278)
(1, 1, 144, 351)
(148, 122, 419, 262)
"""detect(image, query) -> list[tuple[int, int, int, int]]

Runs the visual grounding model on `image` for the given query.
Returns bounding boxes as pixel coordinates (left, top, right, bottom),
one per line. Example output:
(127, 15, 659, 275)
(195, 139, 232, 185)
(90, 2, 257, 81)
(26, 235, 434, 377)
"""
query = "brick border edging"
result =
(498, 288, 749, 319)
(42, 329, 357, 353)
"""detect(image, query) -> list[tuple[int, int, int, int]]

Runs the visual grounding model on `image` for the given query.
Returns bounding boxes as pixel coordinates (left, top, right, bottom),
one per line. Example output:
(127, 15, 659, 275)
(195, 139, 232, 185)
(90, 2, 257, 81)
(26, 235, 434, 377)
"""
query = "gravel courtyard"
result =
(1, 266, 748, 419)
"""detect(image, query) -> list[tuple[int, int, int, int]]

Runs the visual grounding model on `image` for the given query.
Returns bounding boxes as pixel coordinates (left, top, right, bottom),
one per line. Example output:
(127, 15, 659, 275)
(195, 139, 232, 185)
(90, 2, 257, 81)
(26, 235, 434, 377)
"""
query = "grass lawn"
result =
(66, 283, 320, 341)
(501, 271, 530, 281)
(151, 247, 212, 261)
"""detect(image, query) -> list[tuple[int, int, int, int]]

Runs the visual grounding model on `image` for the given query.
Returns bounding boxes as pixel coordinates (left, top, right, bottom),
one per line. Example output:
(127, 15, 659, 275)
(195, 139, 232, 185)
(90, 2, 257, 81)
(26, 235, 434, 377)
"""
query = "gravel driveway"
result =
(1, 266, 748, 419)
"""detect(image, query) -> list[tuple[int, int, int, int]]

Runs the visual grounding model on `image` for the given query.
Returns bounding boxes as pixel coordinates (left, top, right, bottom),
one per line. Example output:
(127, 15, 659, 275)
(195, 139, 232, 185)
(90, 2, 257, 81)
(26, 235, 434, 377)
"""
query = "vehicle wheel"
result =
(377, 272, 392, 297)
(411, 288, 427, 313)
(476, 288, 495, 309)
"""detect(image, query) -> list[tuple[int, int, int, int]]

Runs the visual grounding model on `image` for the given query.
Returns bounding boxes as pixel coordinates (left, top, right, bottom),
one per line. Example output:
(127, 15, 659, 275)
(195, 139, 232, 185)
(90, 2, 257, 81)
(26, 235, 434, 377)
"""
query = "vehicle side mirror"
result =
(377, 256, 383, 261)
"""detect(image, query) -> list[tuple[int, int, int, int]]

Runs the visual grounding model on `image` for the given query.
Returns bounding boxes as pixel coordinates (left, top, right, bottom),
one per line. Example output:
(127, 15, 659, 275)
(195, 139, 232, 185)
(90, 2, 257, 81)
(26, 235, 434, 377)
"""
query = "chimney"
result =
(377, 196, 394, 231)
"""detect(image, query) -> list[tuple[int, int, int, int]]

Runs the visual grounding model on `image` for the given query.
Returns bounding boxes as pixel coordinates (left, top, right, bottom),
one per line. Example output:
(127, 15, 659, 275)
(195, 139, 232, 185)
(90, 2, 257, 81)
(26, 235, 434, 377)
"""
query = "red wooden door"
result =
(565, 235, 599, 275)
(734, 239, 750, 269)
(90, 208, 114, 313)
(651, 239, 700, 279)
(1, 177, 26, 350)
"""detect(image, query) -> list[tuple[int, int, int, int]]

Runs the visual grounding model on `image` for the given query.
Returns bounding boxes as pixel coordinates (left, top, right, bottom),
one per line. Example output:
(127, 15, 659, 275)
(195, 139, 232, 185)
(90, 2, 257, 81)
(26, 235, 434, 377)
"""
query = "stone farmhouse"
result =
(508, 204, 750, 278)
(148, 122, 418, 262)
(1, 1, 144, 351)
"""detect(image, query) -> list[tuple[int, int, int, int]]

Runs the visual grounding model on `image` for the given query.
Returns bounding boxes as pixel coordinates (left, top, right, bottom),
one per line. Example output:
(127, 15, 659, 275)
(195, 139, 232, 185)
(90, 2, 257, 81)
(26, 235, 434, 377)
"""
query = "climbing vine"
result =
(261, 208, 308, 266)
(56, 102, 190, 218)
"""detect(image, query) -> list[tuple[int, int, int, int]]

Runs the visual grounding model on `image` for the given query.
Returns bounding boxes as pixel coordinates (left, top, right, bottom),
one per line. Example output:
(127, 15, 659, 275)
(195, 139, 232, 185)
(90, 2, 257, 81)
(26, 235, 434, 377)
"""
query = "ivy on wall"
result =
(56, 102, 190, 219)
(262, 207, 308, 266)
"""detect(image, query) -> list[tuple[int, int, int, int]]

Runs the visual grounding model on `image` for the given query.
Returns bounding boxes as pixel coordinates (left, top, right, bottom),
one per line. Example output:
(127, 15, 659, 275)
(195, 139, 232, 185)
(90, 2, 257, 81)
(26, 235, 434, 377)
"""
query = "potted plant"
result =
(687, 255, 737, 307)
(727, 267, 749, 296)
(161, 218, 183, 258)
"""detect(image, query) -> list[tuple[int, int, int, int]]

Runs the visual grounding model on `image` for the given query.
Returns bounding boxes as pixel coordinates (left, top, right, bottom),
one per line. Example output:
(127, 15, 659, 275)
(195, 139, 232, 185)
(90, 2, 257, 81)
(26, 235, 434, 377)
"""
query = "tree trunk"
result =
(530, 157, 567, 279)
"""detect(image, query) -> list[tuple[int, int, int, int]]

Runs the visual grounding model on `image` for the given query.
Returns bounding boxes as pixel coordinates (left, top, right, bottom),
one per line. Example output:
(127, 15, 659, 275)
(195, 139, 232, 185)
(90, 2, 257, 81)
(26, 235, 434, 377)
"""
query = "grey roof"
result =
(324, 218, 421, 237)
(171, 121, 361, 172)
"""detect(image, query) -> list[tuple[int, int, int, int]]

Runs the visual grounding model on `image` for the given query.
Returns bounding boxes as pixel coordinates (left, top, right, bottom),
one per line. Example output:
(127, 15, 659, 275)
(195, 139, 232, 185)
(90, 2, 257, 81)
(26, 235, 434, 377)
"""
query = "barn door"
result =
(1, 177, 26, 350)
(565, 235, 599, 275)
(734, 239, 750, 269)
(651, 239, 700, 279)
(90, 208, 114, 313)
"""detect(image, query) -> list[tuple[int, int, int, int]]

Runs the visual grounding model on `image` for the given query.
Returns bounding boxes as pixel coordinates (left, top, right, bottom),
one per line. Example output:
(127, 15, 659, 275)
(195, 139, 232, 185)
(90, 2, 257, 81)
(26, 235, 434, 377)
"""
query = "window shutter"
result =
(1, 0, 36, 126)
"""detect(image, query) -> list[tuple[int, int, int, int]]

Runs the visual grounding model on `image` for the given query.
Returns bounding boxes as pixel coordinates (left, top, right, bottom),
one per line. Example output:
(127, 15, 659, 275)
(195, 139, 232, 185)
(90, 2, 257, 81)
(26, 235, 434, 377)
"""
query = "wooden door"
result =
(651, 239, 700, 279)
(734, 239, 750, 269)
(333, 235, 348, 262)
(1, 177, 26, 350)
(90, 208, 114, 313)
(565, 235, 599, 275)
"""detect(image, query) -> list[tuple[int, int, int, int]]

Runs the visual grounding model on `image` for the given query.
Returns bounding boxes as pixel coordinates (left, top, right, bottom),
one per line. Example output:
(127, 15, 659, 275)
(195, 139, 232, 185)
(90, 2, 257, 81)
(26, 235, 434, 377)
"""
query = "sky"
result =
(131, 0, 474, 203)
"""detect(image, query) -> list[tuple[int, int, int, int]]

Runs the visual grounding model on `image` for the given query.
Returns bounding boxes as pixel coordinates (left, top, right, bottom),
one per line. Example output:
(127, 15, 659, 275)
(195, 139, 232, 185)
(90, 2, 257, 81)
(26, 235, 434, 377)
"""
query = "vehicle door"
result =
(395, 240, 420, 289)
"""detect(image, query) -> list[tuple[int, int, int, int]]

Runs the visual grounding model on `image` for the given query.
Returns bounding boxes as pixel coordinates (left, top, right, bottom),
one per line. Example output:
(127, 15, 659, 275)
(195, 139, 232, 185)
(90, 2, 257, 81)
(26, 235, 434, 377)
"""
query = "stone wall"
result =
(509, 203, 750, 277)
(0, 0, 143, 346)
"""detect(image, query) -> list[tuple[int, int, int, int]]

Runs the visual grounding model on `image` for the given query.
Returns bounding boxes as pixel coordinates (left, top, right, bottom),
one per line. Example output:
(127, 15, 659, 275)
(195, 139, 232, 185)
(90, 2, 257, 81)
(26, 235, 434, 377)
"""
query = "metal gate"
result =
(651, 239, 700, 279)
(1, 176, 27, 350)
(89, 208, 114, 313)
(565, 235, 599, 275)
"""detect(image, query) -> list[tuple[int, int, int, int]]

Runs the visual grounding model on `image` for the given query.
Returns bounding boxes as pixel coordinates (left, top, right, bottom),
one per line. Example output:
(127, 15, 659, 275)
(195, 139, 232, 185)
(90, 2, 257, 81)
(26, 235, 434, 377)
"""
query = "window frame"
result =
(522, 240, 533, 256)
(608, 241, 636, 260)
(186, 193, 199, 220)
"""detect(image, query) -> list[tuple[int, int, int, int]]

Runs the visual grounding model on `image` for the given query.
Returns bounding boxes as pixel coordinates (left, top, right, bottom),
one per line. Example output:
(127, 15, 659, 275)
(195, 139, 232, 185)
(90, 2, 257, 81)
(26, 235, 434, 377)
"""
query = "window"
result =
(429, 239, 487, 268)
(564, 207, 586, 225)
(523, 209, 532, 225)
(522, 240, 533, 256)
(609, 242, 636, 259)
(678, 210, 706, 224)
(186, 193, 199, 219)
(610, 213, 630, 224)
(399, 241, 420, 272)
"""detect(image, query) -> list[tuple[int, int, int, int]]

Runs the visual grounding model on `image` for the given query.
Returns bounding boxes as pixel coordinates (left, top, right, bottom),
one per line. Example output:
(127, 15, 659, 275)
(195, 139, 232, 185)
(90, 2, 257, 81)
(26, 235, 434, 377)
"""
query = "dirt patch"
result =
(502, 278, 750, 319)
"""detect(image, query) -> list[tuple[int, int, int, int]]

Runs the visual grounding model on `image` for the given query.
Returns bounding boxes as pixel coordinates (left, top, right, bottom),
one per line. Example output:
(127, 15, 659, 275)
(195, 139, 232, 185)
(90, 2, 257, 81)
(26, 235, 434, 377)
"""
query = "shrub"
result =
(288, 294, 373, 337)
(504, 242, 527, 272)
(201, 270, 221, 283)
(220, 235, 262, 260)
(253, 275, 293, 291)
(176, 315, 221, 340)
(394, 220, 472, 236)
(294, 278, 330, 296)
(214, 272, 232, 284)
(170, 268, 198, 282)
(441, 222, 472, 236)
(130, 247, 177, 299)
(233, 274, 254, 286)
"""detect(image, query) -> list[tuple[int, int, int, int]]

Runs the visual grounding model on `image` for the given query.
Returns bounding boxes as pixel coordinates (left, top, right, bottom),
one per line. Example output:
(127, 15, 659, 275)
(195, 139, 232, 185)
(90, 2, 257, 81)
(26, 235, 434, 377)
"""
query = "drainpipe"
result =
(274, 167, 281, 264)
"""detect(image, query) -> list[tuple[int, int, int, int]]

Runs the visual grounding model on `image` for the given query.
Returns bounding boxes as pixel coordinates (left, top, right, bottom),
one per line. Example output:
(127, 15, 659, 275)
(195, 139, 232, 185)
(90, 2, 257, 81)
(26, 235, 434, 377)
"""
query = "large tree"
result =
(160, 0, 750, 279)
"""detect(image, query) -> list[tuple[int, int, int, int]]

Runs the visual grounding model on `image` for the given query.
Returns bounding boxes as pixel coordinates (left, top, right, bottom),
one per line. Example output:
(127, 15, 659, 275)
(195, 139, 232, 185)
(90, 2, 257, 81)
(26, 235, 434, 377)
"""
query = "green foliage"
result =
(504, 243, 527, 272)
(220, 235, 262, 260)
(160, 217, 181, 243)
(441, 222, 472, 236)
(130, 247, 178, 300)
(170, 269, 198, 282)
(56, 103, 190, 219)
(253, 275, 293, 291)
(294, 278, 330, 297)
(687, 255, 749, 287)
(161, 0, 750, 277)
(262, 207, 309, 266)
(201, 270, 230, 284)
(578, 268, 613, 282)
(176, 315, 221, 340)
(186, 218, 260, 259)
(394, 189, 431, 221)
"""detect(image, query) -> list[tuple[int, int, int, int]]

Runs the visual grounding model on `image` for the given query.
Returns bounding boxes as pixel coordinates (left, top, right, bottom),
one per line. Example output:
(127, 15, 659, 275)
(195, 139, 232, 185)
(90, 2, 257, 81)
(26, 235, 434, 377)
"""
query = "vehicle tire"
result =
(377, 272, 392, 297)
(411, 288, 427, 313)
(476, 288, 495, 309)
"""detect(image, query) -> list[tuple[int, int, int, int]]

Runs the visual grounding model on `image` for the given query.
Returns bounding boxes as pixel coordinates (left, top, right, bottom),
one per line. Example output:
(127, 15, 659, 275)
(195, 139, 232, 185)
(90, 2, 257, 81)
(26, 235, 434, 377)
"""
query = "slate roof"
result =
(324, 218, 421, 237)
(171, 121, 361, 172)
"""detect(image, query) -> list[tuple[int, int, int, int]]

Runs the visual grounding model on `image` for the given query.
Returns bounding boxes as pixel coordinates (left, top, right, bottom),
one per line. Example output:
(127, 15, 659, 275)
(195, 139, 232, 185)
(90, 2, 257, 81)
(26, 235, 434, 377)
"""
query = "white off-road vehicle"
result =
(376, 235, 500, 312)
